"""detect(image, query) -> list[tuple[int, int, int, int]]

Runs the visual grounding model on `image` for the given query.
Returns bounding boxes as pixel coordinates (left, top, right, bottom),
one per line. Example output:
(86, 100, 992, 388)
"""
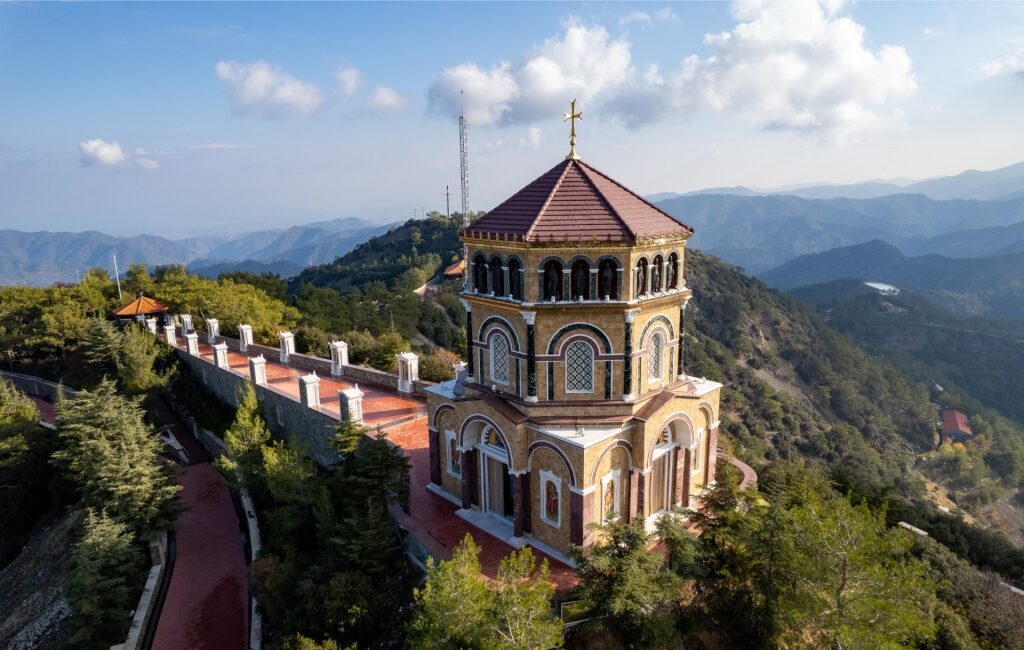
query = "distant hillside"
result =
(898, 220, 1024, 258)
(0, 217, 390, 286)
(654, 193, 1024, 272)
(759, 240, 1024, 318)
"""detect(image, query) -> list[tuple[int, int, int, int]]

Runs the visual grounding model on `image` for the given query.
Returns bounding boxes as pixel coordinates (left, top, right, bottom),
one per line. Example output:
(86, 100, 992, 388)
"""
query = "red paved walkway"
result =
(173, 334, 578, 589)
(152, 403, 248, 650)
(29, 396, 56, 427)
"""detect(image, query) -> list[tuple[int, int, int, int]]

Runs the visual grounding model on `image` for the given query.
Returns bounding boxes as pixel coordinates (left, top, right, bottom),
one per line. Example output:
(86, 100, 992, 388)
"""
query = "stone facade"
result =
(426, 212, 722, 559)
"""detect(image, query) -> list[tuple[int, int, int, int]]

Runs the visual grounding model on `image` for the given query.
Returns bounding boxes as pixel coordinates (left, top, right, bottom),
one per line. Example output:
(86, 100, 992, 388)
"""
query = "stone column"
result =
(212, 342, 229, 369)
(678, 447, 692, 508)
(522, 311, 537, 402)
(630, 469, 647, 520)
(511, 469, 530, 538)
(339, 384, 364, 424)
(185, 332, 199, 356)
(279, 331, 295, 364)
(461, 299, 474, 381)
(299, 373, 320, 409)
(461, 449, 479, 508)
(622, 309, 639, 401)
(238, 324, 253, 353)
(396, 352, 419, 393)
(660, 259, 668, 293)
(677, 299, 689, 380)
(179, 314, 193, 339)
(249, 355, 268, 386)
(706, 425, 719, 485)
(518, 267, 526, 301)
(561, 268, 570, 301)
(570, 487, 595, 547)
(329, 340, 349, 376)
(205, 318, 219, 344)
(616, 268, 624, 300)
(502, 266, 510, 297)
(428, 426, 442, 486)
(518, 471, 532, 534)
(589, 267, 598, 301)
(145, 318, 158, 335)
(162, 325, 176, 346)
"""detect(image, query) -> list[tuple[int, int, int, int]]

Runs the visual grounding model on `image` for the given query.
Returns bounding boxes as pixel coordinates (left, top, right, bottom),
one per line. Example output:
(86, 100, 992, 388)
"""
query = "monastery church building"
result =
(426, 130, 722, 558)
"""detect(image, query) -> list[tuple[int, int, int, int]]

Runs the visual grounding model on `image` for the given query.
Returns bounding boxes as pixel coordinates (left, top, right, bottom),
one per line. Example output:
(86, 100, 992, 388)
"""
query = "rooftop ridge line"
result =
(574, 160, 638, 241)
(525, 159, 574, 242)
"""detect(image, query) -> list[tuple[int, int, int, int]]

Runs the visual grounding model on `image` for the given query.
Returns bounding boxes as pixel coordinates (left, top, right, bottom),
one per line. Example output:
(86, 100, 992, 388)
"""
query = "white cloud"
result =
(79, 139, 127, 166)
(980, 48, 1024, 77)
(214, 60, 324, 116)
(521, 126, 542, 148)
(335, 66, 362, 98)
(655, 7, 678, 22)
(366, 85, 407, 110)
(428, 3, 913, 142)
(427, 21, 631, 126)
(135, 158, 160, 171)
(620, 11, 652, 26)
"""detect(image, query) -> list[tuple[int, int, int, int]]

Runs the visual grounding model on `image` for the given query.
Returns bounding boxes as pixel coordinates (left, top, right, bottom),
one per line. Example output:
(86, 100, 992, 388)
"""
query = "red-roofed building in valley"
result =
(113, 294, 170, 319)
(443, 258, 466, 280)
(941, 409, 973, 444)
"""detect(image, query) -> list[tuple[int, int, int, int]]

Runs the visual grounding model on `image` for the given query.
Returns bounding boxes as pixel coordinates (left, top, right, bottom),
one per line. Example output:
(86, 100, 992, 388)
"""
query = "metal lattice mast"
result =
(459, 92, 469, 227)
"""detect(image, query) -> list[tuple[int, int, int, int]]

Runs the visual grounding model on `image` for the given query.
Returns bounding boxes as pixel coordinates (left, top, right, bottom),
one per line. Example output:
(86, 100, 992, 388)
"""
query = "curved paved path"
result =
(151, 402, 248, 650)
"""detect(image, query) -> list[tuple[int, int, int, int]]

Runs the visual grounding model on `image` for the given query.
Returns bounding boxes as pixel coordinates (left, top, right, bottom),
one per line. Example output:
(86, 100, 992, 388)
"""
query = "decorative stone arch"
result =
(588, 439, 634, 486)
(538, 256, 566, 301)
(460, 415, 515, 469)
(528, 440, 578, 488)
(596, 255, 623, 300)
(478, 315, 521, 350)
(546, 323, 613, 400)
(647, 412, 697, 465)
(698, 401, 717, 427)
(431, 403, 456, 430)
(639, 314, 676, 343)
(505, 254, 526, 301)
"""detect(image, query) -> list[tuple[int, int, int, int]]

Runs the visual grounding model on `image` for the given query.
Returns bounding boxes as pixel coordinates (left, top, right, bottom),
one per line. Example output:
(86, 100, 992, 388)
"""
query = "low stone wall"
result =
(117, 533, 168, 650)
(177, 351, 342, 466)
(0, 370, 76, 401)
(196, 329, 434, 397)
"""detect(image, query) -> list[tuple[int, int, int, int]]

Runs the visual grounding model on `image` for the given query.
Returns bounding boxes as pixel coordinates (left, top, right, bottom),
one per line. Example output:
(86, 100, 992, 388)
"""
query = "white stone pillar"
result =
(163, 325, 176, 346)
(396, 351, 419, 393)
(299, 372, 320, 409)
(249, 355, 268, 387)
(179, 314, 193, 338)
(238, 324, 254, 353)
(279, 331, 295, 364)
(329, 340, 349, 376)
(185, 332, 199, 356)
(339, 384, 365, 424)
(205, 318, 220, 344)
(145, 318, 158, 335)
(212, 342, 229, 369)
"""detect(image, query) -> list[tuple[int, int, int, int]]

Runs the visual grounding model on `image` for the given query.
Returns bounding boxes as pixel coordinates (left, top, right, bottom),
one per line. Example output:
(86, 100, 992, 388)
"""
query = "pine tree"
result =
(115, 324, 169, 395)
(81, 317, 120, 375)
(487, 547, 563, 650)
(53, 379, 180, 537)
(216, 383, 271, 485)
(408, 534, 493, 649)
(65, 508, 142, 648)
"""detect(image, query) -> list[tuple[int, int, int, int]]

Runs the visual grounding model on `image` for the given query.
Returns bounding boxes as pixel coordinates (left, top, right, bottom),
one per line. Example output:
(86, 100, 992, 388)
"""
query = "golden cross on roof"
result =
(563, 98, 583, 160)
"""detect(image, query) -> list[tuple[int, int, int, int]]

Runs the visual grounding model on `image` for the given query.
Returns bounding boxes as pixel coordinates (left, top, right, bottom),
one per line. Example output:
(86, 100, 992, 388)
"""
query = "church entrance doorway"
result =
(649, 430, 676, 516)
(482, 455, 514, 520)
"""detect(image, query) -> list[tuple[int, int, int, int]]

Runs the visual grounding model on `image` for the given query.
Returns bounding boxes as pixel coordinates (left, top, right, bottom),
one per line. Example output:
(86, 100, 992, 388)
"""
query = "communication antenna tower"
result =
(112, 252, 123, 301)
(459, 91, 469, 227)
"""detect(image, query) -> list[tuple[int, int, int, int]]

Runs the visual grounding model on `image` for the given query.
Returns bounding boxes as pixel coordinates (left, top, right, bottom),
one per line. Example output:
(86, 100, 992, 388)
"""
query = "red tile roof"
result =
(443, 259, 466, 278)
(113, 294, 169, 316)
(942, 410, 973, 437)
(463, 158, 693, 243)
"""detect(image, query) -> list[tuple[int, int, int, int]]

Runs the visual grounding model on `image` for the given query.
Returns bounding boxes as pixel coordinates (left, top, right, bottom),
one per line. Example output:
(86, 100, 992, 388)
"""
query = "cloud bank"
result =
(79, 139, 127, 166)
(427, 0, 917, 142)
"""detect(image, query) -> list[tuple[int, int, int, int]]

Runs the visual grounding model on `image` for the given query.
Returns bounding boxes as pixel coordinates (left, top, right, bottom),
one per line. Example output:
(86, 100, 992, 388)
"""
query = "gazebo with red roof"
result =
(113, 294, 170, 323)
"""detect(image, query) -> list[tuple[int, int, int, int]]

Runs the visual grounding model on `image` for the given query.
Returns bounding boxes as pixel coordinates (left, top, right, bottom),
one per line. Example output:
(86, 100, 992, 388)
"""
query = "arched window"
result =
(651, 255, 664, 292)
(667, 252, 679, 290)
(490, 257, 505, 297)
(565, 340, 594, 393)
(489, 333, 510, 386)
(473, 254, 488, 293)
(635, 259, 648, 296)
(570, 260, 590, 301)
(602, 470, 621, 522)
(483, 425, 505, 449)
(597, 259, 619, 300)
(541, 470, 561, 527)
(542, 260, 563, 301)
(648, 333, 663, 380)
(508, 258, 523, 300)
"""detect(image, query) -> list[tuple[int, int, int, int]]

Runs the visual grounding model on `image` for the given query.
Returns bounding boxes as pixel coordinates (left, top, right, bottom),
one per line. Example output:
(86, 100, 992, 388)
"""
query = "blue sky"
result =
(2, 1, 1023, 237)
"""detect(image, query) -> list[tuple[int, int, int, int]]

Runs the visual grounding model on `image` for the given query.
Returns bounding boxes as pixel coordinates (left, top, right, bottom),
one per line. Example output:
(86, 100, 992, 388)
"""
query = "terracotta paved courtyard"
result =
(174, 334, 578, 589)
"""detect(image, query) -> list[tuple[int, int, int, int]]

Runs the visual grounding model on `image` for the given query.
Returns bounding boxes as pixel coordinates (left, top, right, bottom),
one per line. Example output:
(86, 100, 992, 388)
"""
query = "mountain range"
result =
(758, 240, 1024, 319)
(0, 217, 392, 286)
